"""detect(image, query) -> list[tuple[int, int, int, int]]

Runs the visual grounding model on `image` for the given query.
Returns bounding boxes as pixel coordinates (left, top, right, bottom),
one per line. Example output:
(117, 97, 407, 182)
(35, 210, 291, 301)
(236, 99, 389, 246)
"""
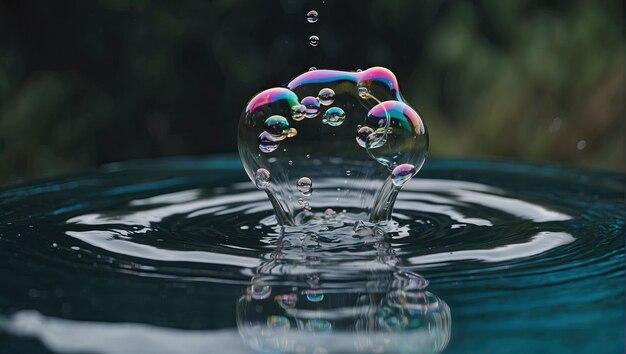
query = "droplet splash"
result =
(238, 67, 428, 226)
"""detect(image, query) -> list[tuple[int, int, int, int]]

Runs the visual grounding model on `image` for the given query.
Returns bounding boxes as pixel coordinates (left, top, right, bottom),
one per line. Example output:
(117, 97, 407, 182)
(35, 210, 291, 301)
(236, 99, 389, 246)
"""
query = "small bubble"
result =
(258, 131, 280, 153)
(357, 86, 371, 99)
(345, 170, 351, 176)
(291, 104, 307, 121)
(288, 160, 293, 166)
(323, 208, 337, 219)
(287, 127, 298, 138)
(306, 10, 318, 23)
(323, 107, 346, 127)
(297, 177, 313, 196)
(264, 115, 290, 139)
(306, 154, 311, 159)
(52, 243, 58, 248)
(255, 168, 271, 189)
(356, 68, 362, 72)
(309, 66, 317, 71)
(250, 284, 272, 300)
(317, 88, 335, 106)
(309, 35, 320, 47)
(391, 163, 416, 187)
(355, 126, 374, 148)
(301, 96, 320, 118)
(576, 140, 587, 150)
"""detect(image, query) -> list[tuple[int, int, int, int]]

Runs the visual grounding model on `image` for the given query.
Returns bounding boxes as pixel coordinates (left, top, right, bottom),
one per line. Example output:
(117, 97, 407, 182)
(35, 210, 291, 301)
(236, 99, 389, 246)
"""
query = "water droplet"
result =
(317, 88, 335, 106)
(291, 104, 306, 121)
(391, 163, 416, 187)
(309, 35, 320, 47)
(356, 126, 374, 148)
(297, 177, 312, 196)
(301, 96, 320, 118)
(306, 10, 318, 23)
(322, 107, 345, 127)
(263, 115, 289, 140)
(255, 168, 271, 189)
(258, 131, 280, 153)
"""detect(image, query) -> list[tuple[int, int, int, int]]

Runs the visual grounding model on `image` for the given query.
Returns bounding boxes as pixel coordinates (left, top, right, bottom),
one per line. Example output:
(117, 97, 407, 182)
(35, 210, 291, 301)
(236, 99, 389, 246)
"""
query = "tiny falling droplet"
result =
(306, 10, 318, 23)
(309, 35, 319, 47)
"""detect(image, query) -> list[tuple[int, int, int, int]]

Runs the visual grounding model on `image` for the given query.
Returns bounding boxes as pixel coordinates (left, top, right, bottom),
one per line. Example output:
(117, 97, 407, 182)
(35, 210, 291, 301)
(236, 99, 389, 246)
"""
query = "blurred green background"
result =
(0, 0, 623, 185)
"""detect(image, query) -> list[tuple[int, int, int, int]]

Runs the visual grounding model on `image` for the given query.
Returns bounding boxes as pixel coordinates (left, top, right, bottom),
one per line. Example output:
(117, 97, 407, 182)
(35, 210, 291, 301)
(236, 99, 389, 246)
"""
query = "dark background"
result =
(0, 0, 623, 185)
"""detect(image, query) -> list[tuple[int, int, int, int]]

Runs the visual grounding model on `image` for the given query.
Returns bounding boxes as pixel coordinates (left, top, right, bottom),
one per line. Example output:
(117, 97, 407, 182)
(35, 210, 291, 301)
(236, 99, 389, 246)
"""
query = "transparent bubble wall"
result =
(238, 67, 428, 226)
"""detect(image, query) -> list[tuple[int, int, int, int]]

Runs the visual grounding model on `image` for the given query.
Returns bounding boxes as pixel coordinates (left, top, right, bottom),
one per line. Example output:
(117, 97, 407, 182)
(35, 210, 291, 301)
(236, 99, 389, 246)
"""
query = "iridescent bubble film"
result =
(238, 67, 429, 226)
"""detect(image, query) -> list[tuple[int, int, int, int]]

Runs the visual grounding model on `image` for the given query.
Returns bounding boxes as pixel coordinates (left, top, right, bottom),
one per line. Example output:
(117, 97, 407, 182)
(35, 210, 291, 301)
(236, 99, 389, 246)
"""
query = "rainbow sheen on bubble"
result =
(238, 67, 429, 226)
(264, 115, 290, 140)
(323, 107, 346, 127)
(364, 101, 427, 170)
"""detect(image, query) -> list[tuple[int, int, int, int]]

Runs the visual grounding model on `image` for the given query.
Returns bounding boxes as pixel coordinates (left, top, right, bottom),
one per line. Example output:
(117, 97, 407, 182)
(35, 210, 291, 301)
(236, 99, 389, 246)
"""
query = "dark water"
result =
(0, 156, 623, 354)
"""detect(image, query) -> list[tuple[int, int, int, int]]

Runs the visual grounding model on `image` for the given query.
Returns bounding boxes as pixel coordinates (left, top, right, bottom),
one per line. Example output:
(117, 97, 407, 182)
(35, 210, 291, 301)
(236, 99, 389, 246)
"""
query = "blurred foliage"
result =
(0, 0, 623, 185)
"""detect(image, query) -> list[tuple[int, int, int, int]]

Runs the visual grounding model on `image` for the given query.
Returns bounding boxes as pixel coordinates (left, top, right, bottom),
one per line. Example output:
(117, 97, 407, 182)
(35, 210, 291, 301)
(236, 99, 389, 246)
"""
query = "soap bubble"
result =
(318, 88, 335, 106)
(356, 67, 402, 103)
(255, 168, 271, 189)
(307, 10, 318, 23)
(309, 35, 320, 47)
(258, 131, 280, 153)
(365, 101, 428, 170)
(301, 96, 321, 118)
(391, 164, 416, 187)
(291, 104, 306, 121)
(356, 126, 374, 148)
(297, 177, 313, 196)
(238, 67, 428, 226)
(323, 107, 345, 127)
(264, 115, 290, 140)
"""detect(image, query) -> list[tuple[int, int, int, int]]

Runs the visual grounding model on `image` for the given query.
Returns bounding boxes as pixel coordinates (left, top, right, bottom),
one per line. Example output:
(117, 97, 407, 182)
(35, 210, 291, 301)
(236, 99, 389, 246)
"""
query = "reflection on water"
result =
(237, 270, 450, 354)
(0, 158, 623, 354)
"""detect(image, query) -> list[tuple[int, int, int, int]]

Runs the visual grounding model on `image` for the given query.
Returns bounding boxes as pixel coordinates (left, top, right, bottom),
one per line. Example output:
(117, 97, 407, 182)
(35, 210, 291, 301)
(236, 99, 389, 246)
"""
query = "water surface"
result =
(0, 156, 623, 354)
